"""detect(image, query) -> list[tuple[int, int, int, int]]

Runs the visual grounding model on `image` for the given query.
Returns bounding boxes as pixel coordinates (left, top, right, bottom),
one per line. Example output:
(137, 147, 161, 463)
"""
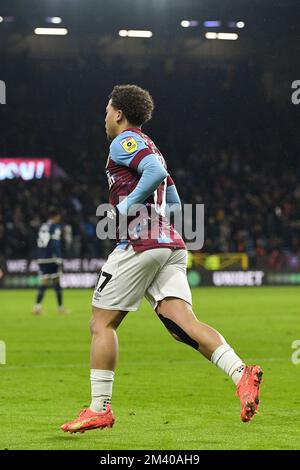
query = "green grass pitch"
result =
(1, 287, 300, 450)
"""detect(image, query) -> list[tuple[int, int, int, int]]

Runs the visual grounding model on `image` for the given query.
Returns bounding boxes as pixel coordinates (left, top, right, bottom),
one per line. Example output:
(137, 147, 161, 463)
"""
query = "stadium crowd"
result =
(1, 149, 299, 269)
(1, 56, 300, 268)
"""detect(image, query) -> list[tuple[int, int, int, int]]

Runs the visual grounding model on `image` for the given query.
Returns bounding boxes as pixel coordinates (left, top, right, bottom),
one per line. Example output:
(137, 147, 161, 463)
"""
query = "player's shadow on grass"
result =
(46, 433, 111, 443)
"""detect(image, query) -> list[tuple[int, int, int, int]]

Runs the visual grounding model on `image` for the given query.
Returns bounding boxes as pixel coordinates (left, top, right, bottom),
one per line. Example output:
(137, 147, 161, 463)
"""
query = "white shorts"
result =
(92, 246, 192, 312)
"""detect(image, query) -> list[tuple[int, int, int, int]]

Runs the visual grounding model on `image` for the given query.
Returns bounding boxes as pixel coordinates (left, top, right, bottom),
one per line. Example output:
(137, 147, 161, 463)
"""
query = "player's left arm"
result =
(166, 175, 181, 206)
(165, 175, 182, 217)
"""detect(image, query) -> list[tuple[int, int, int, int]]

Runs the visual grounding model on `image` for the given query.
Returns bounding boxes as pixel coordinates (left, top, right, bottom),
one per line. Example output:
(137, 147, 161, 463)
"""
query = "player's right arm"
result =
(109, 132, 168, 215)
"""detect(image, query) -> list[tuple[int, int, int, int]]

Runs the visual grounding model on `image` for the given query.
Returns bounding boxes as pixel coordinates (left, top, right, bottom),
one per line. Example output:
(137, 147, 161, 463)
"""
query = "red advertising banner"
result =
(0, 158, 52, 180)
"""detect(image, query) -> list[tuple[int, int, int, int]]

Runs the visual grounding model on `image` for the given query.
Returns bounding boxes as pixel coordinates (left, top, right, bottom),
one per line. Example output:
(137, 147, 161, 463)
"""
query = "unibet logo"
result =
(0, 161, 47, 180)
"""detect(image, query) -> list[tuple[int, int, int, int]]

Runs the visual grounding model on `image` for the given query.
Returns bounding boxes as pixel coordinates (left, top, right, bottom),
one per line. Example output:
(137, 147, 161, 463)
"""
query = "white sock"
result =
(90, 369, 114, 412)
(231, 364, 246, 385)
(211, 344, 245, 385)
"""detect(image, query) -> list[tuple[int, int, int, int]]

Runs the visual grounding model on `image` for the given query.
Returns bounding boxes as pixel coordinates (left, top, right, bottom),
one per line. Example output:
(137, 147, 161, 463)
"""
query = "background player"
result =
(32, 207, 69, 315)
(61, 85, 263, 434)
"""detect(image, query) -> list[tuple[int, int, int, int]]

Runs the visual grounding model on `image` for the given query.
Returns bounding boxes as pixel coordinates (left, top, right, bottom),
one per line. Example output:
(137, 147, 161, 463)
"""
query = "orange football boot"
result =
(236, 365, 264, 422)
(61, 405, 115, 433)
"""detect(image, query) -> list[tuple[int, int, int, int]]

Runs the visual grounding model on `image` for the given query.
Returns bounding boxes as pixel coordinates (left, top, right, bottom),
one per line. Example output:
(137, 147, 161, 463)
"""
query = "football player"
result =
(33, 207, 69, 315)
(61, 85, 263, 433)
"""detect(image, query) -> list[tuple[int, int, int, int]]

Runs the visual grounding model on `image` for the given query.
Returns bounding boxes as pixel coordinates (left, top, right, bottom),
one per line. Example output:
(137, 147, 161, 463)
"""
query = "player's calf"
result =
(158, 313, 199, 350)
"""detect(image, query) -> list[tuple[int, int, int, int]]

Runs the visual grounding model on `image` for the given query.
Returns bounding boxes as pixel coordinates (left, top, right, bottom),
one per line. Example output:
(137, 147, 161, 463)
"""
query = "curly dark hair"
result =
(109, 84, 154, 126)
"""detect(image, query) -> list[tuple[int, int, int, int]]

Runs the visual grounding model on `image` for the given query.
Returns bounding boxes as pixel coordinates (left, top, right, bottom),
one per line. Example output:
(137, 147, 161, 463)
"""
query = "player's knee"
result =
(89, 312, 106, 334)
(90, 308, 119, 335)
(90, 316, 103, 336)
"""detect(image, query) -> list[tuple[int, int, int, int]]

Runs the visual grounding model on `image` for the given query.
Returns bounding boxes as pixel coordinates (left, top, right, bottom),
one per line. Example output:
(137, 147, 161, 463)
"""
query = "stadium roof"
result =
(0, 0, 299, 70)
